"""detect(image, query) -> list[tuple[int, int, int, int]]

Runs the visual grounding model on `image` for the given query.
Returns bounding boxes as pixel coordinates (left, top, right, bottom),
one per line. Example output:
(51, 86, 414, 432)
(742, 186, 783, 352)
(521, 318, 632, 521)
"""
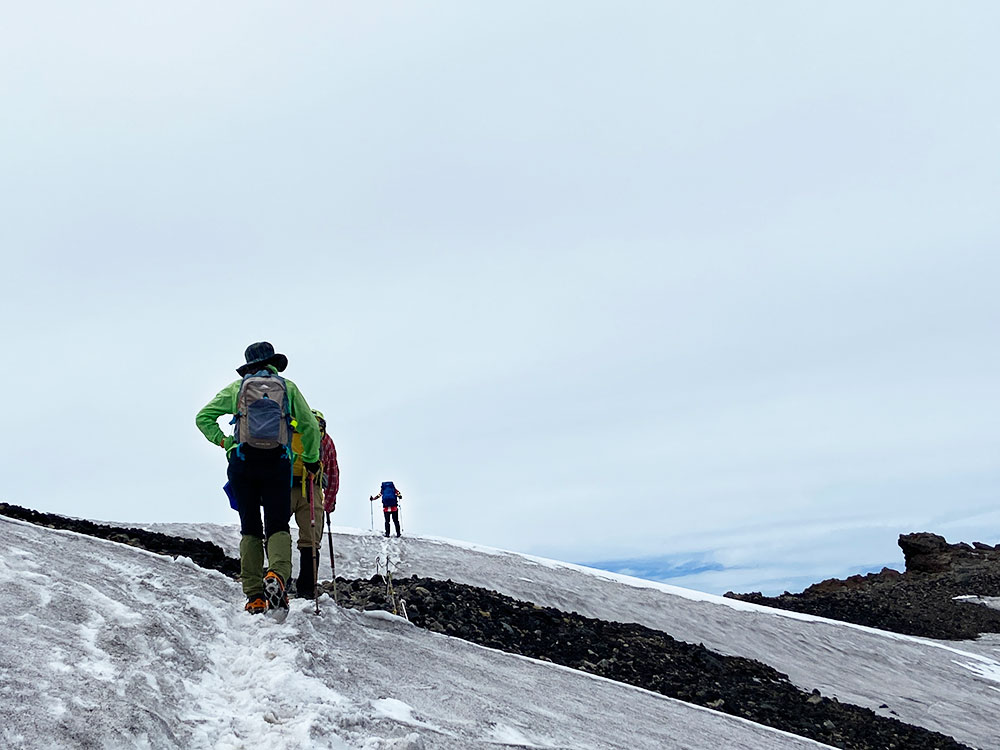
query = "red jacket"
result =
(321, 434, 339, 512)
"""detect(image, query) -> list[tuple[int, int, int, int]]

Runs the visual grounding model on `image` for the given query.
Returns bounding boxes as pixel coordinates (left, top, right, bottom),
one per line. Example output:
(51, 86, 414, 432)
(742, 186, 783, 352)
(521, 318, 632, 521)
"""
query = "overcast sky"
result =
(2, 2, 997, 595)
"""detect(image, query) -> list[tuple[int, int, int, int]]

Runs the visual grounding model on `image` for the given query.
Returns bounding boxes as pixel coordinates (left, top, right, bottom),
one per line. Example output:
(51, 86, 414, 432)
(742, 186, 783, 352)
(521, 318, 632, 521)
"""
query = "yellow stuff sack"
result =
(291, 431, 305, 477)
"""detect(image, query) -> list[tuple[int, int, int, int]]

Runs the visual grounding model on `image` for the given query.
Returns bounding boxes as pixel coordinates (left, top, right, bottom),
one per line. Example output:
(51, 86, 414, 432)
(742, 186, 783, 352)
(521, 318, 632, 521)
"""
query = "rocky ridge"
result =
(725, 532, 1000, 640)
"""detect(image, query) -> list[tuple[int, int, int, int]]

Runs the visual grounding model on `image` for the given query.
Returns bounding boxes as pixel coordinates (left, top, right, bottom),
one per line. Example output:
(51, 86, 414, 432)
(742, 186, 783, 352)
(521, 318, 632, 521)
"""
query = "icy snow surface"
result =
(157, 521, 1000, 749)
(2, 517, 829, 750)
(5, 516, 1000, 748)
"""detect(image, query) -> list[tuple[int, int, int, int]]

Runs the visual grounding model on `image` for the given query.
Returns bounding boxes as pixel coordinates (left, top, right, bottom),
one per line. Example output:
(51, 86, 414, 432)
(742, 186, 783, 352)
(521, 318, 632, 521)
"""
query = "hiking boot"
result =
(245, 595, 268, 615)
(296, 548, 316, 596)
(263, 571, 289, 611)
(384, 531, 390, 537)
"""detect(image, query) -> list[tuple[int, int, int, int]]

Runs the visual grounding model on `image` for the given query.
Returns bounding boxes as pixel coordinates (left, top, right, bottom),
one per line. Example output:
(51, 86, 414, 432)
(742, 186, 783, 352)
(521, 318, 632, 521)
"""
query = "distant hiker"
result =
(290, 409, 339, 597)
(196, 342, 321, 615)
(370, 481, 403, 537)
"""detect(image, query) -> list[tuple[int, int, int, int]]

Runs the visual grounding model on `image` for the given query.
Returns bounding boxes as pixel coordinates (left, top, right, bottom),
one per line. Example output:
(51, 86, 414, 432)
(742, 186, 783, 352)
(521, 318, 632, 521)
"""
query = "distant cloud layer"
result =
(1, 2, 998, 595)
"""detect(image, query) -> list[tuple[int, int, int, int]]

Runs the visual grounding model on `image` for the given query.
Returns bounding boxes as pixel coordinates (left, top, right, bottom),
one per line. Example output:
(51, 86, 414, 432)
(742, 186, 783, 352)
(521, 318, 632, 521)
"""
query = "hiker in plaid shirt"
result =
(320, 426, 339, 510)
(290, 409, 340, 596)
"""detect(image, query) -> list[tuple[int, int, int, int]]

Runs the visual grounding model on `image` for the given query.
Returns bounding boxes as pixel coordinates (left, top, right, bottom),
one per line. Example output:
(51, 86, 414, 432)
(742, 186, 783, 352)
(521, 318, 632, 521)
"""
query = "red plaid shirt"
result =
(321, 434, 339, 511)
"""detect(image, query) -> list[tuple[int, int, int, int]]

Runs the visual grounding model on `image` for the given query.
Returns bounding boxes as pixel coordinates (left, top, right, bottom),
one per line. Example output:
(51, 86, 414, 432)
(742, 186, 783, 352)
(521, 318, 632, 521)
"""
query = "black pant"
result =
(384, 509, 400, 536)
(228, 447, 292, 539)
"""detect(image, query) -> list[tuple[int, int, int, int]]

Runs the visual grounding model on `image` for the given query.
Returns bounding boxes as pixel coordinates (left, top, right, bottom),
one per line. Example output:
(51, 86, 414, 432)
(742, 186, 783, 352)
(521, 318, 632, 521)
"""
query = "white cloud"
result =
(1, 2, 998, 596)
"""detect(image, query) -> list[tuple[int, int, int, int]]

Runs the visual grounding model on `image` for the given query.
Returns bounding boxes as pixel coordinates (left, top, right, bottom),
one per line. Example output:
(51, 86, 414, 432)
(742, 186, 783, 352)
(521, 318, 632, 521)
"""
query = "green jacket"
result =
(195, 366, 321, 463)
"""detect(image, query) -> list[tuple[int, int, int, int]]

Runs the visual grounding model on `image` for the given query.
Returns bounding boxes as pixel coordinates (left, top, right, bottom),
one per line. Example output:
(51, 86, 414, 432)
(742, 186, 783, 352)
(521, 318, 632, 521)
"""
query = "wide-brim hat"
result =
(237, 341, 288, 376)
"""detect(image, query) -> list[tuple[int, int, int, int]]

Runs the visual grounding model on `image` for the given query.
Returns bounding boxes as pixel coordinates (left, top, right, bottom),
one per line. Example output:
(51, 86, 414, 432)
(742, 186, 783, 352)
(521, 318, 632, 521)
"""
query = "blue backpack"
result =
(381, 481, 398, 504)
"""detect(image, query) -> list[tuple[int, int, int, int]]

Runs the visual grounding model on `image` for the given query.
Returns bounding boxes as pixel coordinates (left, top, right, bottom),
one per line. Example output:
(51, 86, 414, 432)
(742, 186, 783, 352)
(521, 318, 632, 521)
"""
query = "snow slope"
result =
(149, 521, 1000, 749)
(1, 516, 832, 750)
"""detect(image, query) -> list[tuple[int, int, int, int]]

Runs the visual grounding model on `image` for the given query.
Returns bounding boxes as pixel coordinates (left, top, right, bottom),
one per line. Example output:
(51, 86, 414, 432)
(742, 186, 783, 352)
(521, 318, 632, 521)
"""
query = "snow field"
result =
(2, 516, 837, 749)
(151, 521, 1000, 748)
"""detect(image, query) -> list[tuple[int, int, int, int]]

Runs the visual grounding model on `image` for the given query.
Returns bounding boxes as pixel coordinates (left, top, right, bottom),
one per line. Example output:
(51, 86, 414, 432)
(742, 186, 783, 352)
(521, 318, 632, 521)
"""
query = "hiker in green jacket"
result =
(195, 342, 321, 614)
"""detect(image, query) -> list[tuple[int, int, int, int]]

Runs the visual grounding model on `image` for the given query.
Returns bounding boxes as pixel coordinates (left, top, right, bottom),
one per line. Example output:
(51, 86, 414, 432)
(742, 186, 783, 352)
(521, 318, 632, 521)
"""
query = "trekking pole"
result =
(382, 555, 399, 615)
(369, 496, 374, 531)
(325, 509, 337, 604)
(388, 557, 399, 615)
(307, 474, 320, 615)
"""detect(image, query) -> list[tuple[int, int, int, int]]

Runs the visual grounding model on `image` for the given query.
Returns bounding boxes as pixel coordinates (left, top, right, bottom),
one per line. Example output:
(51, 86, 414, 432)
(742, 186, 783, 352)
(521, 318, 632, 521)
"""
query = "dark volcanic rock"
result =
(899, 532, 954, 573)
(727, 532, 1000, 640)
(0, 502, 240, 578)
(899, 532, 995, 574)
(330, 575, 968, 750)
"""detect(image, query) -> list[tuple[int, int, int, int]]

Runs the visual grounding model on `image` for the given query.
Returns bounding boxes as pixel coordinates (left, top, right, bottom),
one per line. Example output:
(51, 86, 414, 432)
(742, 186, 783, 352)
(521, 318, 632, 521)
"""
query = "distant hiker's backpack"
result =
(233, 370, 292, 450)
(381, 481, 398, 502)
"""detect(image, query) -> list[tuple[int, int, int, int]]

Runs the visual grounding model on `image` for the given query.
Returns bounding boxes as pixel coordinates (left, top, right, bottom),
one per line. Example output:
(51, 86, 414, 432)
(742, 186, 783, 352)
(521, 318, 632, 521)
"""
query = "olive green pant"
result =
(240, 532, 292, 597)
(291, 475, 325, 550)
